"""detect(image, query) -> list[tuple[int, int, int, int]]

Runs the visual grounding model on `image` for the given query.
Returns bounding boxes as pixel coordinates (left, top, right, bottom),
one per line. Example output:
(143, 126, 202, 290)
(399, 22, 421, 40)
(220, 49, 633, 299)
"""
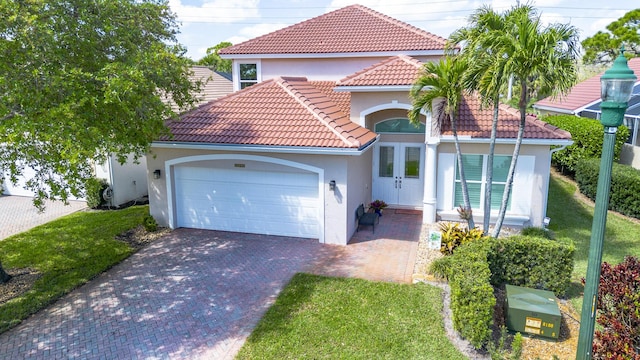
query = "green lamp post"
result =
(576, 48, 637, 359)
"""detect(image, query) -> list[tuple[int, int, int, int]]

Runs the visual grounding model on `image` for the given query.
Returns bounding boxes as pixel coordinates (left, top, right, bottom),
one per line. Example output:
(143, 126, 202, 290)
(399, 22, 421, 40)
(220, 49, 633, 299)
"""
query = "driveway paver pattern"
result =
(0, 211, 421, 359)
(0, 196, 86, 240)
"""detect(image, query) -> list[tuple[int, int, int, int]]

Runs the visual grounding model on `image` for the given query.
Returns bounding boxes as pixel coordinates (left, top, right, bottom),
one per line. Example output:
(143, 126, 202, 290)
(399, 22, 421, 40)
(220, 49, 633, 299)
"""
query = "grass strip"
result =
(237, 273, 466, 360)
(0, 205, 148, 333)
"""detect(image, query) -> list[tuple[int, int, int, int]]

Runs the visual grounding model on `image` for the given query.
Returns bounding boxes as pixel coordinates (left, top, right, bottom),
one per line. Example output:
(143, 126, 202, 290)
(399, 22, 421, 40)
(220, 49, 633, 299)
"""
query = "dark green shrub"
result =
(444, 240, 495, 348)
(520, 226, 554, 240)
(542, 115, 629, 175)
(143, 214, 158, 232)
(439, 222, 488, 255)
(487, 236, 575, 296)
(84, 177, 109, 208)
(430, 235, 574, 349)
(576, 158, 640, 219)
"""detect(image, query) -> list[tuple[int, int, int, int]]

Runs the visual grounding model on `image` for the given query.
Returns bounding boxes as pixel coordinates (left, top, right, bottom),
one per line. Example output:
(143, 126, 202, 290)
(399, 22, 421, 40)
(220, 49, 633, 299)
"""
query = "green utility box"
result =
(504, 284, 561, 339)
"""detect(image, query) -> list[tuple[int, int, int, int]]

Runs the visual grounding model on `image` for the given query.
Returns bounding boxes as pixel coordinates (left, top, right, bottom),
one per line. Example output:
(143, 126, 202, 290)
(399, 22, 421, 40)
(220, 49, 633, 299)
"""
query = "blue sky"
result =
(168, 0, 636, 60)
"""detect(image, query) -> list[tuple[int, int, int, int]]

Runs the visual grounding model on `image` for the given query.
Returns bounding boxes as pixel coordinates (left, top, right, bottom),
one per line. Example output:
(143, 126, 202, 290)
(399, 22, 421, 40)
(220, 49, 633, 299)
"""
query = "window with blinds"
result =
(455, 154, 512, 211)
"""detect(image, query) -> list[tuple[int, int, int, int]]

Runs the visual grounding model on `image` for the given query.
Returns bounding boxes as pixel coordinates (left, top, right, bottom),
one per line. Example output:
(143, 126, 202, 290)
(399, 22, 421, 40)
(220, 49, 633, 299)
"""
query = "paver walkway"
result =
(0, 196, 86, 240)
(0, 211, 422, 359)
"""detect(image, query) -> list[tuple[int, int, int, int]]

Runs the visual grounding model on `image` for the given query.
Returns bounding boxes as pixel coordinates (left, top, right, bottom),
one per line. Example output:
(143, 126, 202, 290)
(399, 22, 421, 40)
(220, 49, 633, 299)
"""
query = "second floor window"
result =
(239, 63, 257, 89)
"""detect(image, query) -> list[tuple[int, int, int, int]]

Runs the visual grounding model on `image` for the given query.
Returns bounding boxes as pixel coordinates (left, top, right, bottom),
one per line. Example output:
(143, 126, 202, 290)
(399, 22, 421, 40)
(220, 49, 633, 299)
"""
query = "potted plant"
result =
(369, 199, 388, 216)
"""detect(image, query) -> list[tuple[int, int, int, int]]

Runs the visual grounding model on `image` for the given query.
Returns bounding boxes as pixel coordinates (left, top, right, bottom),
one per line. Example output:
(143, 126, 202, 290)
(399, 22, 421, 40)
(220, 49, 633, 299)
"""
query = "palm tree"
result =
(488, 6, 579, 237)
(409, 57, 475, 229)
(449, 5, 510, 235)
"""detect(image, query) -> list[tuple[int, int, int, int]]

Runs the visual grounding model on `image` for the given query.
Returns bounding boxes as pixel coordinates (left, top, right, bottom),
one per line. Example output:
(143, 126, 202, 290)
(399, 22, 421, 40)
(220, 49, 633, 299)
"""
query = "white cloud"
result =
(169, 0, 260, 24)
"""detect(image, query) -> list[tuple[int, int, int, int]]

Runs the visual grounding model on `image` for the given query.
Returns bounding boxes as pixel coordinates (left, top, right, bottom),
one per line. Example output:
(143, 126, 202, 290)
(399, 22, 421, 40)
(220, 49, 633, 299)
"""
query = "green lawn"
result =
(547, 173, 640, 311)
(236, 273, 466, 360)
(0, 205, 148, 333)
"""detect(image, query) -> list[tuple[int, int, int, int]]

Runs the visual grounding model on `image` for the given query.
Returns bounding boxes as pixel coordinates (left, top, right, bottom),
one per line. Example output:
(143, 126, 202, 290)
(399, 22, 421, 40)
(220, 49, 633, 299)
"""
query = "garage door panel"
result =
(174, 165, 320, 238)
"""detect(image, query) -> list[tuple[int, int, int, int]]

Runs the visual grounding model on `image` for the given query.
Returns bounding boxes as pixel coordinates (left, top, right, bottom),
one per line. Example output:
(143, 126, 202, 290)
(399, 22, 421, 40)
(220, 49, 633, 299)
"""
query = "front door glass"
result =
(373, 143, 424, 207)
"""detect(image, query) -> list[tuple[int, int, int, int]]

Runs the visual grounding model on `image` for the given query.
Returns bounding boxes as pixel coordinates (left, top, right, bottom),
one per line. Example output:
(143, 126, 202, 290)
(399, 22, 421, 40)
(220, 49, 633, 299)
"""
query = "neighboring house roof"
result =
(218, 5, 447, 57)
(336, 54, 423, 88)
(534, 57, 640, 114)
(190, 66, 234, 106)
(160, 77, 376, 149)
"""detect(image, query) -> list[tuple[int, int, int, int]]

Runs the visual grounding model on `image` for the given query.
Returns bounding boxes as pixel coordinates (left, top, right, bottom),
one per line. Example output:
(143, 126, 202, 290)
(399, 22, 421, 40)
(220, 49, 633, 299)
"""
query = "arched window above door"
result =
(374, 118, 425, 134)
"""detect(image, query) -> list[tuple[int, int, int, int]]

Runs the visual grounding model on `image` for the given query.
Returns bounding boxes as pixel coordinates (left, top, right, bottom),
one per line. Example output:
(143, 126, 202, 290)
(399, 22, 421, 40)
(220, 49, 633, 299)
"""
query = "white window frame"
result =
(454, 154, 512, 212)
(233, 60, 261, 91)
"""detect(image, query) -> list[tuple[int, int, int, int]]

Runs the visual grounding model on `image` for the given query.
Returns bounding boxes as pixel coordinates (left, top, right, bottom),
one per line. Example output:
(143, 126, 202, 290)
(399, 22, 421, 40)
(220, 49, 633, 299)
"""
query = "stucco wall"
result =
(435, 142, 552, 227)
(620, 143, 640, 170)
(346, 147, 374, 241)
(99, 154, 148, 206)
(257, 55, 440, 82)
(147, 147, 370, 245)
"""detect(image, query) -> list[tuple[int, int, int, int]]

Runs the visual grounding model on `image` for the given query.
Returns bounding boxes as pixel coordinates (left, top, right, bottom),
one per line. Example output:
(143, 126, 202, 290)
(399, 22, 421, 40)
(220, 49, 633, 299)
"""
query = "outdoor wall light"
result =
(153, 169, 161, 179)
(329, 180, 336, 191)
(543, 217, 551, 228)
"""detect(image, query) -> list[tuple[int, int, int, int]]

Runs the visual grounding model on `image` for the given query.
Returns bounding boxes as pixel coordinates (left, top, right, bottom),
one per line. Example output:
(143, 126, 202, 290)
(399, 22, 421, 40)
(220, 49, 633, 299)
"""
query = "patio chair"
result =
(356, 203, 379, 233)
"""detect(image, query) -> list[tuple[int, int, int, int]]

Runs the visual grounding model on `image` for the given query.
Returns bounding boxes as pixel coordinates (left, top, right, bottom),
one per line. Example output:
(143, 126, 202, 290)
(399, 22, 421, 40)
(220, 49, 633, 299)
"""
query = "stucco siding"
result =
(253, 55, 440, 83)
(346, 147, 374, 240)
(435, 143, 552, 227)
(147, 147, 361, 245)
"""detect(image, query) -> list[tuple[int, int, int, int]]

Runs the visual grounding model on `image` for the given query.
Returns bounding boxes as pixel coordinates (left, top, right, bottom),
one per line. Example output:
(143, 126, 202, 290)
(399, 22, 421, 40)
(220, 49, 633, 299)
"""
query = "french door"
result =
(372, 143, 424, 207)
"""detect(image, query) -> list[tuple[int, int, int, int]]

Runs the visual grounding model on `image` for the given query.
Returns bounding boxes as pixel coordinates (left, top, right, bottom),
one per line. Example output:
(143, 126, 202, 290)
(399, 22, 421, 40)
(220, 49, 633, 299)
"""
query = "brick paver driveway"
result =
(0, 230, 335, 359)
(0, 211, 420, 359)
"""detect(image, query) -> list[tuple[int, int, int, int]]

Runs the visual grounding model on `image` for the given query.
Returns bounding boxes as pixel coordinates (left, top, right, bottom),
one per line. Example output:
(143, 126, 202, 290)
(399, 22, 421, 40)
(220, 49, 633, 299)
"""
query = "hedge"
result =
(542, 115, 629, 174)
(576, 158, 640, 219)
(487, 236, 575, 296)
(440, 240, 494, 349)
(430, 235, 575, 348)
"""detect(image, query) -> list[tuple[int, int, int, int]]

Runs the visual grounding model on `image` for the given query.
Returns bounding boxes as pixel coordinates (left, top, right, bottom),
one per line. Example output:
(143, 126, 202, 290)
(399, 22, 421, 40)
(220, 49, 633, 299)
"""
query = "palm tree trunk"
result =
(492, 84, 527, 238)
(0, 261, 11, 284)
(483, 95, 500, 235)
(451, 115, 475, 229)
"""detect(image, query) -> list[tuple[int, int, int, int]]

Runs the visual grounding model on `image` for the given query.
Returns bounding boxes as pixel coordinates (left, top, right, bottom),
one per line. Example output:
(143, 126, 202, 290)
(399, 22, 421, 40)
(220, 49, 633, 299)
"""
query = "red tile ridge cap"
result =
(336, 54, 422, 85)
(351, 5, 447, 47)
(275, 77, 362, 148)
(498, 103, 572, 139)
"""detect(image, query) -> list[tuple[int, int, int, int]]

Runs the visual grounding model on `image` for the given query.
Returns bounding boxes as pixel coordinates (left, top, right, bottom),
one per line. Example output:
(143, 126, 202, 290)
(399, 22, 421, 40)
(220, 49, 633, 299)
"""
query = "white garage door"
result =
(174, 165, 320, 238)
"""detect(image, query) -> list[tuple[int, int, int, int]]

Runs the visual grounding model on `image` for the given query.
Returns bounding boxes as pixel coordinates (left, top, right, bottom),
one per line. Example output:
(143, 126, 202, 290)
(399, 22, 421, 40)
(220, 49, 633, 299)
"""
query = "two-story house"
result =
(147, 4, 572, 245)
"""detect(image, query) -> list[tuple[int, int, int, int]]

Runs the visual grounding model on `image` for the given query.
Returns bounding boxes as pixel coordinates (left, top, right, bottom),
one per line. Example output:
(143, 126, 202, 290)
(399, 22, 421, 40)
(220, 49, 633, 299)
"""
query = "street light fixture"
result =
(576, 48, 637, 359)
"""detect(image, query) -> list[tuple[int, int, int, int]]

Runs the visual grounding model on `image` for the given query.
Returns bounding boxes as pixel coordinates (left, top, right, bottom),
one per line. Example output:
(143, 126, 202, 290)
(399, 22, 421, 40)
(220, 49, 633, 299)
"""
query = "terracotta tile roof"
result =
(337, 55, 423, 86)
(218, 5, 447, 56)
(535, 57, 640, 112)
(443, 95, 571, 140)
(160, 77, 376, 149)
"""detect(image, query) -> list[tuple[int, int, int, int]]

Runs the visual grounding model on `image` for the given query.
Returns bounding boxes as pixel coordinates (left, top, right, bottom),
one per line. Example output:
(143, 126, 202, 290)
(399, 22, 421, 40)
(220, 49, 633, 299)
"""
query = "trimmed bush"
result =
(447, 240, 495, 349)
(487, 236, 575, 296)
(592, 256, 640, 359)
(542, 115, 629, 175)
(576, 158, 640, 219)
(143, 214, 158, 232)
(84, 177, 109, 209)
(429, 235, 575, 348)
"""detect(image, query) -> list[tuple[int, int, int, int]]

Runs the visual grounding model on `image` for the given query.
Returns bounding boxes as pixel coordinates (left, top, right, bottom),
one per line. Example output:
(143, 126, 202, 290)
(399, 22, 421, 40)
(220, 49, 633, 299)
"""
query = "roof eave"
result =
(438, 136, 573, 146)
(219, 50, 445, 60)
(151, 139, 378, 155)
(334, 85, 412, 92)
(532, 104, 576, 114)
